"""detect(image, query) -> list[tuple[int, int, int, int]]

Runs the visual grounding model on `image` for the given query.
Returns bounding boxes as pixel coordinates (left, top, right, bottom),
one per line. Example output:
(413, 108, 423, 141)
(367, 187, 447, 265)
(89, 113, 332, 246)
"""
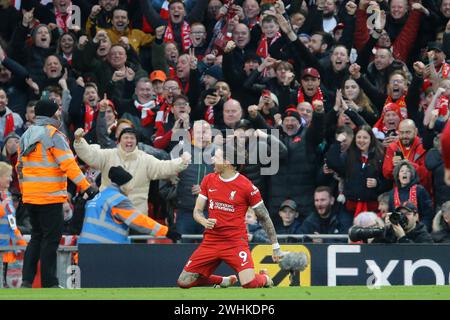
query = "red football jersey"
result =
(198, 172, 263, 243)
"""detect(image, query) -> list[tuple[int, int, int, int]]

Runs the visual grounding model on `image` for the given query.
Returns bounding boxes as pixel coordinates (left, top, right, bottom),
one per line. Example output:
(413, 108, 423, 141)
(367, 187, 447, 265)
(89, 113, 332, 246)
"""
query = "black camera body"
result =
(389, 209, 409, 229)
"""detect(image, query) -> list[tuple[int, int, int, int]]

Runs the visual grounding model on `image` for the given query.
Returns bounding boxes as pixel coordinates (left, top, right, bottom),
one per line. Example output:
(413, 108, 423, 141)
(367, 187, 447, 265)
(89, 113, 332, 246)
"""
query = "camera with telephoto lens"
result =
(389, 209, 409, 229)
(349, 226, 386, 242)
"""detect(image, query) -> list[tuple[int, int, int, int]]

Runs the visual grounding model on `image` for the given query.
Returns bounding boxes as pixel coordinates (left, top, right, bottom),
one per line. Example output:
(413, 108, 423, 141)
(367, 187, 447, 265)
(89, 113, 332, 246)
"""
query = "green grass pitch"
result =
(0, 286, 449, 300)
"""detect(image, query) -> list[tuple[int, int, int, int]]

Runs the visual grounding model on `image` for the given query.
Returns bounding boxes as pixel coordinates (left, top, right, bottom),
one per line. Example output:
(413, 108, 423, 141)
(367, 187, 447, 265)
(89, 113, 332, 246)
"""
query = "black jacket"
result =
(425, 148, 450, 208)
(431, 212, 450, 243)
(174, 143, 215, 212)
(389, 222, 433, 244)
(274, 220, 302, 243)
(356, 71, 423, 124)
(239, 133, 288, 202)
(268, 112, 325, 218)
(326, 141, 389, 202)
(388, 161, 435, 231)
(299, 207, 347, 243)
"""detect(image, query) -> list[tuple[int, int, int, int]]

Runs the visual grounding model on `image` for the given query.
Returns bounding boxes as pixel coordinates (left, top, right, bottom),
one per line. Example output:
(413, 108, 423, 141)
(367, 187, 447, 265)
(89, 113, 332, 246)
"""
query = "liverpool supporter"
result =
(17, 99, 98, 288)
(0, 162, 26, 288)
(96, 6, 154, 54)
(169, 120, 215, 241)
(383, 119, 431, 192)
(140, 0, 208, 53)
(431, 200, 450, 243)
(299, 186, 347, 242)
(387, 160, 434, 231)
(79, 166, 180, 244)
(385, 202, 433, 244)
(86, 0, 119, 37)
(177, 143, 282, 289)
(0, 89, 23, 149)
(268, 107, 324, 220)
(326, 125, 388, 229)
(73, 126, 190, 214)
(274, 200, 302, 243)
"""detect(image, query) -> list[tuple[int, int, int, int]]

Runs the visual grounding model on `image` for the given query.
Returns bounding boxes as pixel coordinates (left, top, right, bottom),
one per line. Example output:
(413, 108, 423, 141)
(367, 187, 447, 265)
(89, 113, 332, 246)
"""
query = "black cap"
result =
(118, 127, 138, 142)
(280, 199, 297, 211)
(283, 108, 302, 123)
(35, 99, 59, 117)
(428, 42, 443, 52)
(243, 52, 262, 64)
(395, 201, 418, 213)
(204, 65, 223, 81)
(108, 166, 132, 186)
(235, 119, 252, 130)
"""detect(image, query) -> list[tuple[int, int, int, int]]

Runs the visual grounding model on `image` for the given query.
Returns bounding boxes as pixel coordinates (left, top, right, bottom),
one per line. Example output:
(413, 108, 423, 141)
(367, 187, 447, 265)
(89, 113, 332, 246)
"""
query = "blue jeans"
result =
(175, 210, 205, 243)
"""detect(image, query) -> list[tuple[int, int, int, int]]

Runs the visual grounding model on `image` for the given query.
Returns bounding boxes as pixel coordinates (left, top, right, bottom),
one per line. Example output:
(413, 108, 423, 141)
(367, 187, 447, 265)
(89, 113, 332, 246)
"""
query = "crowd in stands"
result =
(1, 0, 450, 248)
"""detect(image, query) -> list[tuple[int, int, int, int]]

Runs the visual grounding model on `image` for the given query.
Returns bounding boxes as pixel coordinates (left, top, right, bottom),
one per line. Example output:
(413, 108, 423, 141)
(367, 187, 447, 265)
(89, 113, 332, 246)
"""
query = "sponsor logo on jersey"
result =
(209, 200, 235, 213)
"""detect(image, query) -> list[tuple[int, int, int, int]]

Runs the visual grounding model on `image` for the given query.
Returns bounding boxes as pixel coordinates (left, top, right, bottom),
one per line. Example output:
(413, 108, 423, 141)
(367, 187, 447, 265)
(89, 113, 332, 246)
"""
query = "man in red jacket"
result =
(441, 119, 450, 185)
(383, 119, 431, 192)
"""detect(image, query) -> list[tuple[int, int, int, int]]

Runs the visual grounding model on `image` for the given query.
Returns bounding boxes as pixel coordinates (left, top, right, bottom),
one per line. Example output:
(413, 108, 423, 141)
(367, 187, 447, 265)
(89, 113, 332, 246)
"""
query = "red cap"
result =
(302, 67, 320, 79)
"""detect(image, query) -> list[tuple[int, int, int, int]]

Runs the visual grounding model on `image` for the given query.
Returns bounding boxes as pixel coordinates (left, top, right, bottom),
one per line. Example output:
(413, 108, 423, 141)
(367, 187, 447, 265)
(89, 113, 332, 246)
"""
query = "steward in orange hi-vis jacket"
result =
(16, 99, 98, 288)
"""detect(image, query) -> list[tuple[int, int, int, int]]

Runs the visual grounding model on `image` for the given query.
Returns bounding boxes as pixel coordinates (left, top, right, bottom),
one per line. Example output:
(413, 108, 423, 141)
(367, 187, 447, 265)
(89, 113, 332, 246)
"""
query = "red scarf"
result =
(169, 65, 176, 78)
(176, 77, 189, 95)
(160, 0, 169, 20)
(141, 17, 154, 33)
(135, 100, 156, 127)
(360, 153, 368, 168)
(438, 63, 450, 79)
(155, 102, 172, 130)
(256, 32, 281, 58)
(63, 53, 72, 65)
(297, 86, 324, 106)
(164, 20, 191, 52)
(205, 105, 215, 124)
(394, 184, 418, 208)
(55, 5, 72, 33)
(436, 95, 449, 116)
(84, 102, 95, 133)
(4, 113, 14, 137)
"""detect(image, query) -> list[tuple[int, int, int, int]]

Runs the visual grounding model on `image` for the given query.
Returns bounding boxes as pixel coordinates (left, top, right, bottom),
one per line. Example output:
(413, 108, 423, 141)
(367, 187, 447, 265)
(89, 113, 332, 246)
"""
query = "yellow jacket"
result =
(98, 27, 154, 53)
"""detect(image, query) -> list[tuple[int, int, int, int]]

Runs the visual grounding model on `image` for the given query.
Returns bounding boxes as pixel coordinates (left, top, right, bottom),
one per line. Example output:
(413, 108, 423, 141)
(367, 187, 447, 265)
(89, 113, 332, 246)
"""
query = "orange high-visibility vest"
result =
(16, 125, 90, 205)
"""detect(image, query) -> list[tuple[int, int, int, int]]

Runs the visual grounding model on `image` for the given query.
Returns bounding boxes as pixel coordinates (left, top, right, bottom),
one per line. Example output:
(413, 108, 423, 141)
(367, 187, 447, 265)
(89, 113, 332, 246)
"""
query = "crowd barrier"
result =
(1, 237, 449, 288)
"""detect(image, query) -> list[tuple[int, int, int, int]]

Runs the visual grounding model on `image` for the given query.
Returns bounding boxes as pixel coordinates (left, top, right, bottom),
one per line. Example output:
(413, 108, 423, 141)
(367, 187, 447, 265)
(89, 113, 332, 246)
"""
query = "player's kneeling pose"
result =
(177, 145, 282, 289)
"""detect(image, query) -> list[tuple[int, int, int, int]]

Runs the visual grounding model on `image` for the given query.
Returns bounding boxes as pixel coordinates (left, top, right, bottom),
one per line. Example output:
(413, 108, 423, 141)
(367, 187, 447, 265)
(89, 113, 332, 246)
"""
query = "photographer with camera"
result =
(348, 211, 385, 243)
(349, 203, 433, 243)
(385, 202, 433, 243)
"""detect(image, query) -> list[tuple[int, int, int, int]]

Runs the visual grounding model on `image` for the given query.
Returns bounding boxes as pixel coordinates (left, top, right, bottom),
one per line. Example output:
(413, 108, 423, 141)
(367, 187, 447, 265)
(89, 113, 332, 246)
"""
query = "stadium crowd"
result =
(2, 0, 450, 285)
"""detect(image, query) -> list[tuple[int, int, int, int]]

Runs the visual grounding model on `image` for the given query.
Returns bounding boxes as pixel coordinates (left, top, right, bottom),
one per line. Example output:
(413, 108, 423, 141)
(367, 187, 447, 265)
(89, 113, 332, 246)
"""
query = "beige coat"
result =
(74, 138, 187, 213)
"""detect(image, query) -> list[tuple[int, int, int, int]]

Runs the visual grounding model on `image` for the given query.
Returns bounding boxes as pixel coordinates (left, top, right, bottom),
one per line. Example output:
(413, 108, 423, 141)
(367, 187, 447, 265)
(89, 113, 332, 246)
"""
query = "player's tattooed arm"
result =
(253, 203, 278, 244)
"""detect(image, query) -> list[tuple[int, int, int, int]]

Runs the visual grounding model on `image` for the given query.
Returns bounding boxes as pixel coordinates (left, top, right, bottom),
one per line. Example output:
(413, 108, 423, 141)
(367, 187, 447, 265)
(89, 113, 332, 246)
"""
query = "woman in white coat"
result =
(73, 127, 190, 214)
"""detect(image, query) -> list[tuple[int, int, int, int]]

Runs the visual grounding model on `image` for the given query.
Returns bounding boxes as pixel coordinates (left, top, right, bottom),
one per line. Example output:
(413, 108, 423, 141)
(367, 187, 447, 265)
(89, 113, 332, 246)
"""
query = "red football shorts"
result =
(183, 242, 254, 277)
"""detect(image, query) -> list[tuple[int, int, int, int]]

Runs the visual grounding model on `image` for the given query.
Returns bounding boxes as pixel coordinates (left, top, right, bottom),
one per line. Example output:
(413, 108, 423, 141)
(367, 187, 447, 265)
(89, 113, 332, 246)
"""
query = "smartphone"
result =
(386, 129, 397, 137)
(395, 150, 403, 159)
